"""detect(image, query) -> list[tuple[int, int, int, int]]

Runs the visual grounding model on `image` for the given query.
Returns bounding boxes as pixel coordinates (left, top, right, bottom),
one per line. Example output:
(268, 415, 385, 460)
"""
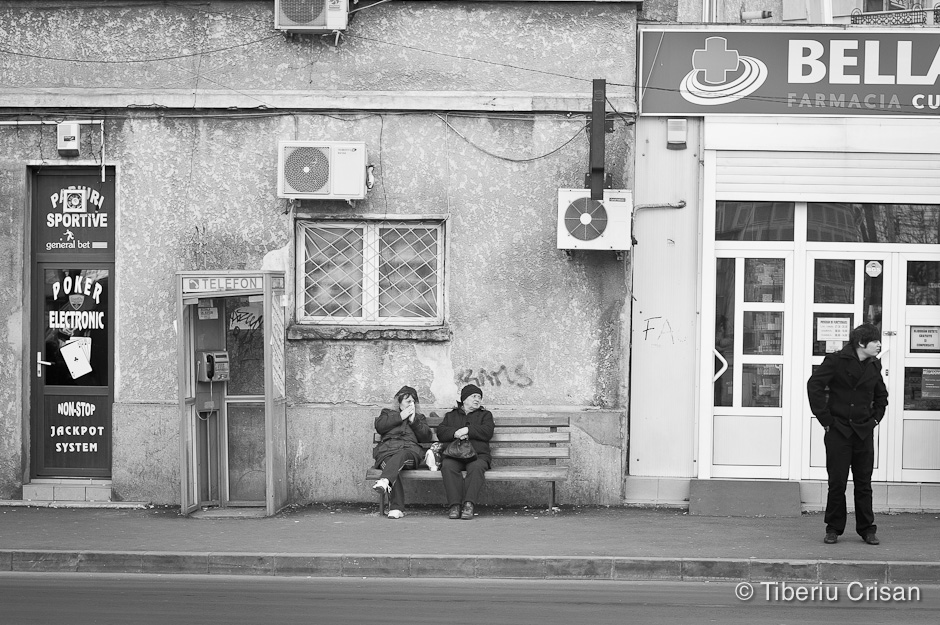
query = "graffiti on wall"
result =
(641, 316, 676, 344)
(457, 364, 533, 388)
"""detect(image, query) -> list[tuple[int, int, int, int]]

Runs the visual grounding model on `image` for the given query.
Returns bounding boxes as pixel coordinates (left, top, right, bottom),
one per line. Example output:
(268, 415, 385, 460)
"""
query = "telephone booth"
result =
(175, 270, 288, 516)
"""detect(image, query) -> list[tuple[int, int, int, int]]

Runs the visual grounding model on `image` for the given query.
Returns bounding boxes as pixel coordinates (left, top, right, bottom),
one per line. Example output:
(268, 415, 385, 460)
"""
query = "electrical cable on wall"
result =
(435, 114, 589, 164)
(0, 34, 283, 64)
(349, 0, 395, 14)
(4, 5, 936, 117)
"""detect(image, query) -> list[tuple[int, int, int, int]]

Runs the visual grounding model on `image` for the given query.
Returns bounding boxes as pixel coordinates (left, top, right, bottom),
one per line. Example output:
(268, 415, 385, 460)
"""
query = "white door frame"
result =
(891, 252, 940, 483)
(703, 214, 939, 484)
(800, 250, 895, 483)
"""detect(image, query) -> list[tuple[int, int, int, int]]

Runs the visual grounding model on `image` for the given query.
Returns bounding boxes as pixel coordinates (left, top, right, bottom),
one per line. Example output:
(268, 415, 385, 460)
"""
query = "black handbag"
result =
(442, 438, 477, 460)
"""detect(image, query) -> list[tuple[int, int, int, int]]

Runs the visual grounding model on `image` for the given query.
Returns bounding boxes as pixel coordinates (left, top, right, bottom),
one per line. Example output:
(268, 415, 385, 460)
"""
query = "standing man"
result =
(807, 323, 888, 546)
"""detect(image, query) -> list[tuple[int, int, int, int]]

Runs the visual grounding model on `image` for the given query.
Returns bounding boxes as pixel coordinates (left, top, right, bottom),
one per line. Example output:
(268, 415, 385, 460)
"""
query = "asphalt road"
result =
(1, 574, 938, 625)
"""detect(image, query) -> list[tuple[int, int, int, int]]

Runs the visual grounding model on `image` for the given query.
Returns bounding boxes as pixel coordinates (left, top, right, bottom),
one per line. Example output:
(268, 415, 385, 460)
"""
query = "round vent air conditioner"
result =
(281, 0, 327, 25)
(564, 197, 608, 241)
(284, 146, 330, 193)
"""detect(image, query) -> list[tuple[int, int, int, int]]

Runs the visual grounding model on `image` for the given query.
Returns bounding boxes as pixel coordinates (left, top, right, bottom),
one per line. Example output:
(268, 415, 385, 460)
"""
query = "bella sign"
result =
(639, 26, 940, 116)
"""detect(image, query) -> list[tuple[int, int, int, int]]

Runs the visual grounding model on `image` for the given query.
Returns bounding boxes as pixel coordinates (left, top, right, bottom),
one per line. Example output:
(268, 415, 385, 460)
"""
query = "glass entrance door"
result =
(33, 265, 113, 477)
(892, 255, 940, 482)
(706, 195, 939, 485)
(802, 253, 940, 483)
(712, 253, 793, 478)
(802, 253, 892, 482)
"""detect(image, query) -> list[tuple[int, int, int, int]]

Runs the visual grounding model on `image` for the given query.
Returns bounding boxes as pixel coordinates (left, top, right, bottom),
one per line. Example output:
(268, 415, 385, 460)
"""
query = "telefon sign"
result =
(639, 26, 940, 116)
(183, 276, 261, 293)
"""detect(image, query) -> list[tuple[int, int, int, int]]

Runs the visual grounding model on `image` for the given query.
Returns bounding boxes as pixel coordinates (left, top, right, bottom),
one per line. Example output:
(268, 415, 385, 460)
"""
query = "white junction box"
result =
(57, 122, 80, 156)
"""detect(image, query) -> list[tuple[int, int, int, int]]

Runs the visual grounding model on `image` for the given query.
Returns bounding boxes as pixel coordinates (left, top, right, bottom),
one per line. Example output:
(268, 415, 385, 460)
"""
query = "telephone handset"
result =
(196, 351, 230, 382)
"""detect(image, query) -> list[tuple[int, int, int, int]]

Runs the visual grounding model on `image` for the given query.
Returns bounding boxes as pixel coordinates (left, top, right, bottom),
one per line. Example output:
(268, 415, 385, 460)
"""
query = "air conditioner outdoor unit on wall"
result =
(275, 0, 348, 33)
(556, 188, 633, 251)
(277, 141, 368, 200)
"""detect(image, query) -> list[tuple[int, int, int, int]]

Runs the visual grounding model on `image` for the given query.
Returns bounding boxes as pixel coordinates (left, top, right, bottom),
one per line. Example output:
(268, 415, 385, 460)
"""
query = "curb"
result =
(3, 551, 940, 583)
(0, 500, 150, 509)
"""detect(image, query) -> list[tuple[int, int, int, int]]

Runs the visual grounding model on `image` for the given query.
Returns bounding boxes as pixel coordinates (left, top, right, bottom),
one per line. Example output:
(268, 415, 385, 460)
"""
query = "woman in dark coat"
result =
(372, 385, 432, 519)
(437, 384, 495, 520)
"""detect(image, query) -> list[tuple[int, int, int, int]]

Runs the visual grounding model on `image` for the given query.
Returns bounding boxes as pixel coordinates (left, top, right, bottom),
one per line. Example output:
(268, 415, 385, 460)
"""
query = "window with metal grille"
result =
(296, 220, 445, 326)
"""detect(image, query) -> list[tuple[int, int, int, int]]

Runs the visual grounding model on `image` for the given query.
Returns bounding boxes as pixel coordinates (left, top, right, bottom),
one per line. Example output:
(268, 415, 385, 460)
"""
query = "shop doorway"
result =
(704, 200, 940, 484)
(30, 168, 115, 479)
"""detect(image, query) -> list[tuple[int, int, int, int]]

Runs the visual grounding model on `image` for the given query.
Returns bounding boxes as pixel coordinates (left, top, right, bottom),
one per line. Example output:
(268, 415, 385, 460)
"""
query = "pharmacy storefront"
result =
(630, 24, 940, 511)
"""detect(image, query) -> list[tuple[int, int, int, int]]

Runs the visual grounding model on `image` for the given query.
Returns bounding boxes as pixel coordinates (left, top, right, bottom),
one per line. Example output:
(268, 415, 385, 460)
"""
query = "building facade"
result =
(3, 0, 936, 514)
(0, 0, 642, 508)
(630, 18, 940, 512)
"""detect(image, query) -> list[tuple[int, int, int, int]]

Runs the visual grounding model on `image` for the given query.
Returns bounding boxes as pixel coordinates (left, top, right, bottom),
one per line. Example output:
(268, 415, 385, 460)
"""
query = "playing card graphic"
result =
(60, 337, 92, 379)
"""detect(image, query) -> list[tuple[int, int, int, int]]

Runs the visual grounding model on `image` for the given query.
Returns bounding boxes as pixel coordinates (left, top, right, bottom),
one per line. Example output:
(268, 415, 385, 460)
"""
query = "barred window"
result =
(296, 220, 445, 326)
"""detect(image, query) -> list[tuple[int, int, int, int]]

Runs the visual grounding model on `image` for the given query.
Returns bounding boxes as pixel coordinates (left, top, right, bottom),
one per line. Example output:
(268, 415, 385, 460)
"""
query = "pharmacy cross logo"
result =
(680, 37, 768, 106)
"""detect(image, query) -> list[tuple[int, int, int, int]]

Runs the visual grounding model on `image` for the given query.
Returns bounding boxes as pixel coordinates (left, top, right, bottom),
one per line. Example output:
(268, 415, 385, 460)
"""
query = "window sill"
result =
(287, 324, 452, 342)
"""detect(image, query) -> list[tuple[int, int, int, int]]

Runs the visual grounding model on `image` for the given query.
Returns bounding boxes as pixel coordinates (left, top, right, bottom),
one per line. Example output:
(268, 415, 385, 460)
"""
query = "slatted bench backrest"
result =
(372, 413, 570, 462)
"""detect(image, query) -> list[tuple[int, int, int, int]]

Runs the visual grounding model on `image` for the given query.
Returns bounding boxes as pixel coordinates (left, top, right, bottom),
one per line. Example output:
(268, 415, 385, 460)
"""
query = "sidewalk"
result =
(1, 503, 939, 582)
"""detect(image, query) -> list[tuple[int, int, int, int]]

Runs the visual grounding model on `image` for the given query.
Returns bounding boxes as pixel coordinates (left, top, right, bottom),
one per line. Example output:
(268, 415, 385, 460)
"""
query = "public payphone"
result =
(195, 349, 229, 413)
(196, 351, 230, 383)
(176, 271, 288, 517)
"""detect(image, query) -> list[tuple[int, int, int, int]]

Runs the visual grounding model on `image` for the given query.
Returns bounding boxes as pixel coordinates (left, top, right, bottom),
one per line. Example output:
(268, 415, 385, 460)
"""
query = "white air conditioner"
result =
(556, 188, 633, 251)
(275, 0, 348, 33)
(277, 141, 368, 200)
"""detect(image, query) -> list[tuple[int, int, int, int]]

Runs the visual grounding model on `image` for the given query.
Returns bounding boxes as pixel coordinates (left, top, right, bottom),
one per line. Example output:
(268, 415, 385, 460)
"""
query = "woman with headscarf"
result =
(437, 384, 495, 520)
(371, 385, 432, 519)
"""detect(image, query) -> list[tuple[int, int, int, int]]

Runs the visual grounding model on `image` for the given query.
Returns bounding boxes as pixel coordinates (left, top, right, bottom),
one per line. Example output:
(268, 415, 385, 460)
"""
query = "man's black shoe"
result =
(461, 501, 474, 520)
(448, 504, 461, 520)
(824, 532, 839, 544)
(863, 532, 880, 545)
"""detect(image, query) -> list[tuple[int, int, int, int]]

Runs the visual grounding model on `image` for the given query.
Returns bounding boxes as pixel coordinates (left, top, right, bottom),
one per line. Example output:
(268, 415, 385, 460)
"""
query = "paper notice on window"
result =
(923, 369, 940, 399)
(60, 338, 92, 379)
(911, 327, 940, 353)
(817, 318, 851, 342)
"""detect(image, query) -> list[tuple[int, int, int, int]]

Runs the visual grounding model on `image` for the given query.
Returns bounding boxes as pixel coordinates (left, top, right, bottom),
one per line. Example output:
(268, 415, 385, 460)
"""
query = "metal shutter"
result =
(715, 151, 940, 203)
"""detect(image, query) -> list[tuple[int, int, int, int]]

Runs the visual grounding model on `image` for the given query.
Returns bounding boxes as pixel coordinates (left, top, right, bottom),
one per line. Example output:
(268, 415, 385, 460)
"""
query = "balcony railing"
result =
(850, 4, 940, 25)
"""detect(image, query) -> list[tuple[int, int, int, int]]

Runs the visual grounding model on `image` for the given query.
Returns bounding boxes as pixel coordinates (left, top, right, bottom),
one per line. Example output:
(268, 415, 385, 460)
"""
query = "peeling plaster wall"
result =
(0, 1, 638, 505)
(0, 160, 26, 498)
(0, 2, 636, 96)
(286, 114, 631, 410)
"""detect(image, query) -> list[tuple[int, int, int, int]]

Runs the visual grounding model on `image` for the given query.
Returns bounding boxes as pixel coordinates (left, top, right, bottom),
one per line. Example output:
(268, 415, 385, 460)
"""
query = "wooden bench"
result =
(366, 412, 570, 514)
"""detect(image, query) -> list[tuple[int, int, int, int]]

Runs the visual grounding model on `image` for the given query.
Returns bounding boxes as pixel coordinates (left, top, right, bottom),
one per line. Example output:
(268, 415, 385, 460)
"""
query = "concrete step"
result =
(689, 479, 802, 517)
(0, 499, 149, 509)
(23, 479, 113, 504)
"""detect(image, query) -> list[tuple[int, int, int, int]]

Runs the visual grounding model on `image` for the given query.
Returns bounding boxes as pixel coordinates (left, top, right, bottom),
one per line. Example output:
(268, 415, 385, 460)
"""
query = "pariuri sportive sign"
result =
(638, 26, 940, 116)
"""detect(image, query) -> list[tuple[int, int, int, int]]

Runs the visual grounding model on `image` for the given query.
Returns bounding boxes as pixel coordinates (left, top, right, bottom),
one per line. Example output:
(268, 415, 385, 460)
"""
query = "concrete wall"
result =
(0, 159, 27, 499)
(0, 1, 639, 505)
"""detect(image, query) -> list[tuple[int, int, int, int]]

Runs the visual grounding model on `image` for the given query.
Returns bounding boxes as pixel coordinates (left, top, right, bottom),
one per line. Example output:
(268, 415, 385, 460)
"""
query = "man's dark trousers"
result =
(824, 425, 876, 537)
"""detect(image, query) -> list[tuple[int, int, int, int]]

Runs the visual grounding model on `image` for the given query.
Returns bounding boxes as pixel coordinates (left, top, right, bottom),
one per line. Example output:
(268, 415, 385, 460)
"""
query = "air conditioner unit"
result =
(556, 188, 633, 251)
(277, 141, 368, 200)
(275, 0, 348, 33)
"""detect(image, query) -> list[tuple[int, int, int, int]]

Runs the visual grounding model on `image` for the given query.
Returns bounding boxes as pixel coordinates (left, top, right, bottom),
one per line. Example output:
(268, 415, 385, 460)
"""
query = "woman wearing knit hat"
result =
(371, 385, 432, 519)
(437, 384, 495, 520)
